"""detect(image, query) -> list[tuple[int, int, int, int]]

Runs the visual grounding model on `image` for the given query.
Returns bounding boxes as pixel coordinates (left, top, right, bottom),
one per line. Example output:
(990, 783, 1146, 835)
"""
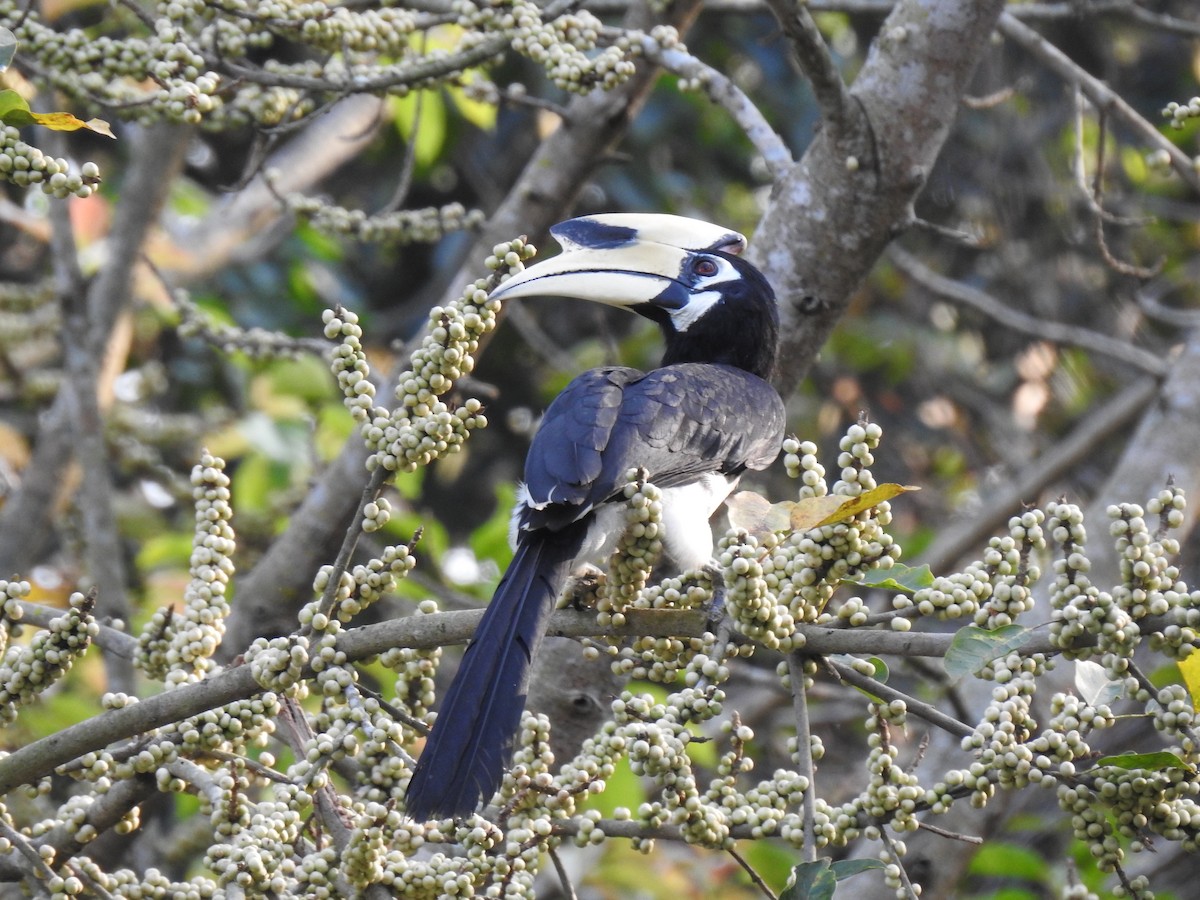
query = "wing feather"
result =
(519, 363, 784, 533)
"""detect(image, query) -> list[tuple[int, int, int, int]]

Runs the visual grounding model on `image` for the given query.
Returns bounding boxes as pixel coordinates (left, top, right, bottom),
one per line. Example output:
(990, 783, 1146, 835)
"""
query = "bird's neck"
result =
(661, 325, 777, 381)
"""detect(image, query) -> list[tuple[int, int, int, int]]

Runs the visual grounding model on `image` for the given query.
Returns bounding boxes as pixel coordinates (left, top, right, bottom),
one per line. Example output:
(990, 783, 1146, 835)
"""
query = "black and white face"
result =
(490, 214, 747, 316)
(644, 251, 747, 334)
(488, 212, 779, 378)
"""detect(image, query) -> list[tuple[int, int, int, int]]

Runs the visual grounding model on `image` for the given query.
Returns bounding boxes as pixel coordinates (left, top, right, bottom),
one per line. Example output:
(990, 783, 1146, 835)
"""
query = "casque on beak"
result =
(489, 213, 746, 309)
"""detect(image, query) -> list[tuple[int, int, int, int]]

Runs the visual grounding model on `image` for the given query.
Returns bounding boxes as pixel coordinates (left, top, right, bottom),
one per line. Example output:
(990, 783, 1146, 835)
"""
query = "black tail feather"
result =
(405, 526, 584, 819)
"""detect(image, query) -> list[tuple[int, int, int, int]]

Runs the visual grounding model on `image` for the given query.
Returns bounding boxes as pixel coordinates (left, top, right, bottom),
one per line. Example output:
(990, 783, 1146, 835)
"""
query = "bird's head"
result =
(490, 213, 779, 380)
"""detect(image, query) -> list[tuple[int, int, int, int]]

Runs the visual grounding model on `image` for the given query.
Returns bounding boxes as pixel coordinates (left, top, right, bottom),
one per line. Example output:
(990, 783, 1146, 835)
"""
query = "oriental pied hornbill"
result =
(405, 213, 785, 820)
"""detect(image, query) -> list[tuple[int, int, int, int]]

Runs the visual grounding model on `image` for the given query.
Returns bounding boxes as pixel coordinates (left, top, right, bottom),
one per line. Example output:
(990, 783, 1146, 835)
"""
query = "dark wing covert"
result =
(521, 363, 784, 533)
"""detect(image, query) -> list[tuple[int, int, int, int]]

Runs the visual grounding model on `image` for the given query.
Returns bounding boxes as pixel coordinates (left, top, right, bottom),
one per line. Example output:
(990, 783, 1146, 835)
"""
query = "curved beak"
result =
(490, 242, 692, 308)
(489, 213, 745, 309)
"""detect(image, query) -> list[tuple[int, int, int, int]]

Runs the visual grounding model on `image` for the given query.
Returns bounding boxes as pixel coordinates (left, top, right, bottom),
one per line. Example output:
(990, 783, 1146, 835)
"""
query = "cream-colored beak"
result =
(489, 213, 745, 308)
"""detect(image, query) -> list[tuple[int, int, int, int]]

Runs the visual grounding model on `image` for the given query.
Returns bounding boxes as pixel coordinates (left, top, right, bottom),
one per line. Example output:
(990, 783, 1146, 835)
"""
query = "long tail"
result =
(405, 526, 584, 819)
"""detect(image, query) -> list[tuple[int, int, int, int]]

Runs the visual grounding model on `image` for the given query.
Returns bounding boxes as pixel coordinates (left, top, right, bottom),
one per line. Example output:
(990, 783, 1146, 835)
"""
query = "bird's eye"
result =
(693, 257, 719, 277)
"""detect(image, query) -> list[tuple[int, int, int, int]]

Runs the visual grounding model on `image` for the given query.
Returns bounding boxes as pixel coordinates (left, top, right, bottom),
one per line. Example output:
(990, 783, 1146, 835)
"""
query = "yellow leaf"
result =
(789, 495, 851, 531)
(83, 117, 114, 138)
(730, 484, 921, 538)
(795, 483, 920, 531)
(1180, 650, 1200, 710)
(726, 491, 791, 539)
(29, 109, 115, 137)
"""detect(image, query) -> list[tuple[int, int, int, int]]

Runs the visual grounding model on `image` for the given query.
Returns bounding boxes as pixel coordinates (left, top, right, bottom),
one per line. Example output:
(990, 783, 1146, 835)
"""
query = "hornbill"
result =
(405, 213, 785, 820)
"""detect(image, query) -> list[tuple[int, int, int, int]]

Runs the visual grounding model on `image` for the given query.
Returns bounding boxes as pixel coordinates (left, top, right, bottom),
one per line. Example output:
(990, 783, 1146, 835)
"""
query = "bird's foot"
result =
(561, 564, 605, 610)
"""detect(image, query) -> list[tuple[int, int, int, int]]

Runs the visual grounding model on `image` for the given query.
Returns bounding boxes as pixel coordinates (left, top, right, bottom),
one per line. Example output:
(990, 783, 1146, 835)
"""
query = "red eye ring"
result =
(694, 258, 719, 277)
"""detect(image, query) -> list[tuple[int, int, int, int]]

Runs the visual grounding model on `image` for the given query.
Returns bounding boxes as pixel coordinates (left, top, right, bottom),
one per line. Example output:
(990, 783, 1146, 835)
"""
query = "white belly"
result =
(513, 473, 738, 573)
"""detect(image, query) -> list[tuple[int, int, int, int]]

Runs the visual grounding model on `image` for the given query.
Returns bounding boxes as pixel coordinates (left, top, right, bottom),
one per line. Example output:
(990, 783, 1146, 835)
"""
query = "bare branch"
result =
(727, 844, 780, 899)
(763, 0, 855, 141)
(998, 13, 1200, 196)
(826, 657, 974, 739)
(887, 245, 1168, 376)
(632, 36, 794, 180)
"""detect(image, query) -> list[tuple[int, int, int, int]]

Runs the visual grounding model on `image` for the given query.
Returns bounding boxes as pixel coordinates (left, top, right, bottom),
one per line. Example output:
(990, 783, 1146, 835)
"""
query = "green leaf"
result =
(1094, 750, 1191, 772)
(858, 563, 935, 594)
(829, 858, 886, 880)
(0, 88, 34, 126)
(781, 857, 886, 899)
(0, 27, 16, 73)
(944, 624, 1031, 680)
(968, 841, 1049, 881)
(391, 89, 447, 169)
(781, 860, 837, 900)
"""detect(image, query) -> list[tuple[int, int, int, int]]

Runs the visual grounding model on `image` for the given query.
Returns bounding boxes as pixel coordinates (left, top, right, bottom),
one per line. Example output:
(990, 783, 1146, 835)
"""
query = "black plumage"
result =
(405, 215, 786, 820)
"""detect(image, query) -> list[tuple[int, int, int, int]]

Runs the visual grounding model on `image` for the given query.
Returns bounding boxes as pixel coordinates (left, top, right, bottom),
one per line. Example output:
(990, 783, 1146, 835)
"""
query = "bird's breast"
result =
(657, 472, 738, 571)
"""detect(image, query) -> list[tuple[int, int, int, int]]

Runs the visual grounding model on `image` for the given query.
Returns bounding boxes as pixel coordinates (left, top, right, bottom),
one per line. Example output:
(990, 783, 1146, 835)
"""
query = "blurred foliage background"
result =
(2, 0, 1200, 896)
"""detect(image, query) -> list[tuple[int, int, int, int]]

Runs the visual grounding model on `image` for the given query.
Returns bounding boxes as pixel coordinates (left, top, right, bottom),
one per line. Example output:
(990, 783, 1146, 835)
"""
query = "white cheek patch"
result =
(669, 289, 722, 332)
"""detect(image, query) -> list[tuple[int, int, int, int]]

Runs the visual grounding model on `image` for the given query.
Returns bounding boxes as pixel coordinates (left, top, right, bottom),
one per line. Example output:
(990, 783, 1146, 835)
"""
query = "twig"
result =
(547, 845, 580, 900)
(1071, 89, 1164, 279)
(303, 464, 389, 636)
(998, 13, 1200, 196)
(763, 0, 855, 142)
(1136, 259, 1200, 329)
(728, 844, 780, 899)
(961, 85, 1017, 110)
(879, 827, 920, 900)
(1126, 660, 1200, 749)
(16, 600, 139, 659)
(887, 246, 1168, 376)
(787, 653, 819, 862)
(379, 36, 424, 214)
(824, 657, 975, 739)
(631, 36, 794, 180)
(906, 215, 985, 248)
(1071, 94, 1150, 228)
(916, 818, 983, 844)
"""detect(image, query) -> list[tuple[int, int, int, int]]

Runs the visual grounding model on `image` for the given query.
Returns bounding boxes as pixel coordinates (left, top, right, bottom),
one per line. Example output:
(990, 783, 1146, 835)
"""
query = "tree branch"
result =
(997, 13, 1200, 196)
(633, 37, 794, 181)
(763, 0, 855, 144)
(752, 0, 1008, 395)
(887, 246, 1167, 376)
(0, 603, 1149, 796)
